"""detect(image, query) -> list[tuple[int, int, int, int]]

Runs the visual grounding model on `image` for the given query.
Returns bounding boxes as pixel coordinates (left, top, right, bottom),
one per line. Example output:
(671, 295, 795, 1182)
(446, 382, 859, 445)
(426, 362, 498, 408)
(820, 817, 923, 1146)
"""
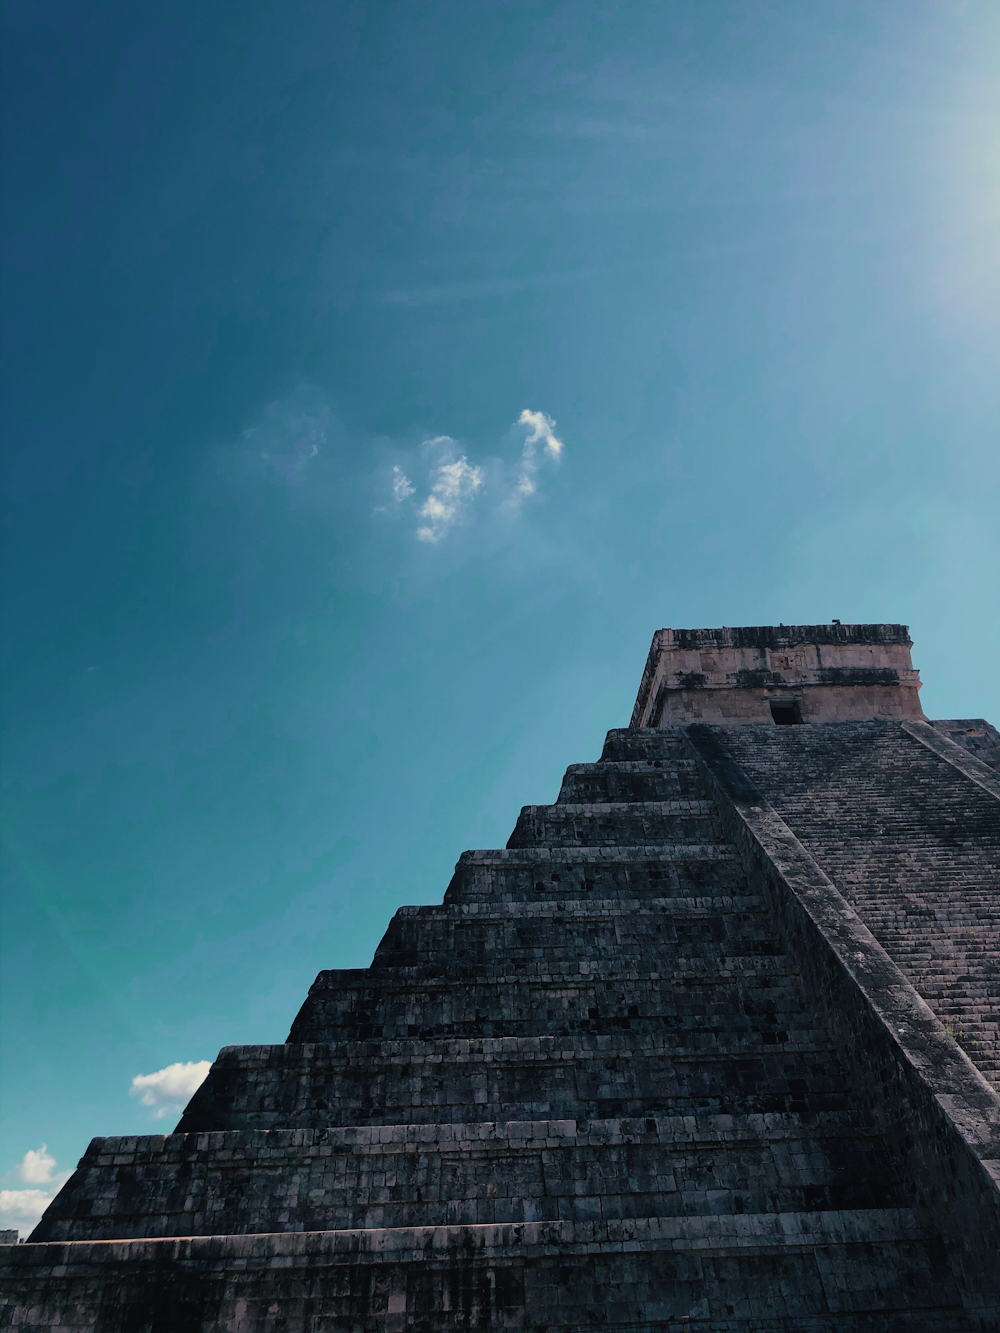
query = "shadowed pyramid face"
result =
(5, 626, 998, 1330)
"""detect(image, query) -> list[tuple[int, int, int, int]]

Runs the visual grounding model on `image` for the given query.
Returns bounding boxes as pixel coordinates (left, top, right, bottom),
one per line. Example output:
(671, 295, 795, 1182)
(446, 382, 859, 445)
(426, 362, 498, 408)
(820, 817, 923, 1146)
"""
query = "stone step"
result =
(445, 848, 745, 904)
(4, 1216, 975, 1332)
(720, 719, 1000, 1091)
(175, 1038, 853, 1132)
(368, 902, 786, 972)
(288, 968, 821, 1043)
(457, 845, 738, 865)
(33, 1115, 906, 1243)
(79, 1108, 897, 1154)
(289, 955, 806, 1002)
(507, 801, 719, 849)
(391, 894, 767, 919)
(289, 959, 810, 1009)
(601, 726, 690, 762)
(931, 717, 1000, 774)
(557, 760, 705, 804)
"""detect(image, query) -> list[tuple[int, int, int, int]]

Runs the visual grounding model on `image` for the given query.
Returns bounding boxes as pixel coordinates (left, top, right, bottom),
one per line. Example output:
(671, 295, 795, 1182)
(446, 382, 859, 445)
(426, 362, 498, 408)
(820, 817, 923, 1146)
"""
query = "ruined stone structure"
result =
(631, 623, 926, 725)
(3, 623, 998, 1331)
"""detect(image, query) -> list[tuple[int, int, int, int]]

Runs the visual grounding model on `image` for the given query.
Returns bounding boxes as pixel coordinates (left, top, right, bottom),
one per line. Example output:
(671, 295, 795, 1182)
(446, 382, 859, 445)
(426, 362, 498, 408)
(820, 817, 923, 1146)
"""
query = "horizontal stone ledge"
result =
(303, 962, 805, 990)
(77, 1110, 886, 1166)
(208, 1034, 835, 1065)
(389, 896, 763, 918)
(456, 845, 737, 864)
(315, 960, 796, 980)
(562, 760, 699, 770)
(306, 964, 793, 992)
(516, 801, 717, 815)
(2, 1208, 930, 1271)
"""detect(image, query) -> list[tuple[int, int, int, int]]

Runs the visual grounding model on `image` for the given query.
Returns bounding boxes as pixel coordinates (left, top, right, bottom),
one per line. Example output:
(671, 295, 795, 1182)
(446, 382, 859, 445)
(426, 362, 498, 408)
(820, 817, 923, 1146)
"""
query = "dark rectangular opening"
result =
(770, 702, 802, 725)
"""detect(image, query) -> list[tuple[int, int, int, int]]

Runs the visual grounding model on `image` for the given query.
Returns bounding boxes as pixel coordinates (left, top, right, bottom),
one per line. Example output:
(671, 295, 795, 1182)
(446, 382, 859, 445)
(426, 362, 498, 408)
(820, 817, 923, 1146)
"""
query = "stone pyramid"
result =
(3, 624, 998, 1331)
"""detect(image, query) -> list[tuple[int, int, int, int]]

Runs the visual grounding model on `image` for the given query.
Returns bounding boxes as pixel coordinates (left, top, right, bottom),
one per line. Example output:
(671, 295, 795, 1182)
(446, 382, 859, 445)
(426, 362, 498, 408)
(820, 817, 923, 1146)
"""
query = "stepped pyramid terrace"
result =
(3, 623, 999, 1332)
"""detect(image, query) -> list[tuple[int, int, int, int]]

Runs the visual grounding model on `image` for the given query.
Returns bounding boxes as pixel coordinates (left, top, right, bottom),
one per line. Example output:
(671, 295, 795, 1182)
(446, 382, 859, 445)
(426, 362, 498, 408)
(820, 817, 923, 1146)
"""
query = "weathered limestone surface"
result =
(3, 1222, 975, 1333)
(931, 719, 1000, 775)
(631, 624, 924, 725)
(684, 724, 1000, 1324)
(716, 720, 1000, 1088)
(4, 627, 998, 1332)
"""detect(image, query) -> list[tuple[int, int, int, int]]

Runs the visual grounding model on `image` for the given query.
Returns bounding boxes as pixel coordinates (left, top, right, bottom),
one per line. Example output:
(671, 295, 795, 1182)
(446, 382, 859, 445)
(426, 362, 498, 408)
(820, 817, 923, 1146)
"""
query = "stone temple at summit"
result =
(3, 622, 999, 1331)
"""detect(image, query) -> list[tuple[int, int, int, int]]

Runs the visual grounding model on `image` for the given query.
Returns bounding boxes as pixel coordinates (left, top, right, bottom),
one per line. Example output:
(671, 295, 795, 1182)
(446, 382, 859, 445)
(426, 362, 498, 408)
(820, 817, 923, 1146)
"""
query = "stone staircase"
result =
(721, 720, 1000, 1090)
(13, 726, 983, 1331)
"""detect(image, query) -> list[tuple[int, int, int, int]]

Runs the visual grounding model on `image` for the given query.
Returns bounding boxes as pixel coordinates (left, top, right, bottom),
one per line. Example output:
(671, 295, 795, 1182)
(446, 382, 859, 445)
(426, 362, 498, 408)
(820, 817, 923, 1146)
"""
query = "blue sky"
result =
(1, 0, 998, 1232)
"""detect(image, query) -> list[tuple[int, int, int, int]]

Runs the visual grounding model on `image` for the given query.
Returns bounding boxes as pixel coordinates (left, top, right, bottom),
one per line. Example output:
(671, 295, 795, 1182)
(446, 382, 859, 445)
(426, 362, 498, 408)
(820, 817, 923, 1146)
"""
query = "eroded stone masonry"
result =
(3, 624, 998, 1332)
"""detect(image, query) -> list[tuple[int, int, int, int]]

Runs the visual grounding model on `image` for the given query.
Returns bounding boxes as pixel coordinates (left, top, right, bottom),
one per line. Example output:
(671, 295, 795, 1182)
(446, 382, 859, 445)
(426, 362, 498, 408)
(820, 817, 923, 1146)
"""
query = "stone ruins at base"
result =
(3, 623, 999, 1332)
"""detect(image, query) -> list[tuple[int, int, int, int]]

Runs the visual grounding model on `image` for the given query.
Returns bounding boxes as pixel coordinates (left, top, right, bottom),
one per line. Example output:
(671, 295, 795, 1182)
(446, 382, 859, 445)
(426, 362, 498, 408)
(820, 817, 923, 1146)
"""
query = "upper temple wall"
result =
(631, 623, 925, 726)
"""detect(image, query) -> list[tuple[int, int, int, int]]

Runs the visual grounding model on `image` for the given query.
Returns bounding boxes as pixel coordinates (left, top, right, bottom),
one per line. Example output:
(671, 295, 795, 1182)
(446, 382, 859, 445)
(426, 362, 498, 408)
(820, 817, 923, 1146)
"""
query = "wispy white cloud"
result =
(15, 1145, 59, 1186)
(0, 1146, 73, 1239)
(519, 409, 563, 458)
(417, 450, 484, 544)
(510, 410, 564, 508)
(243, 385, 329, 484)
(391, 465, 415, 503)
(130, 1060, 211, 1120)
(380, 412, 565, 541)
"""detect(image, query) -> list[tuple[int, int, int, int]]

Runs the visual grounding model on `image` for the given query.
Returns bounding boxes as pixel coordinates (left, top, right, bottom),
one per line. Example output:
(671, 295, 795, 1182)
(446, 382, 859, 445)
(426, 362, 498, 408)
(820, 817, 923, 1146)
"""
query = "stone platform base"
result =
(0, 1214, 981, 1332)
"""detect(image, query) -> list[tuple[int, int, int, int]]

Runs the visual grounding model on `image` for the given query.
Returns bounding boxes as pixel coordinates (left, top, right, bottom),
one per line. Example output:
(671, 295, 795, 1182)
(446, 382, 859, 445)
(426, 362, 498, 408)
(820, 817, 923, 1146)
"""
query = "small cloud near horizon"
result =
(0, 1146, 73, 1239)
(130, 1060, 211, 1120)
